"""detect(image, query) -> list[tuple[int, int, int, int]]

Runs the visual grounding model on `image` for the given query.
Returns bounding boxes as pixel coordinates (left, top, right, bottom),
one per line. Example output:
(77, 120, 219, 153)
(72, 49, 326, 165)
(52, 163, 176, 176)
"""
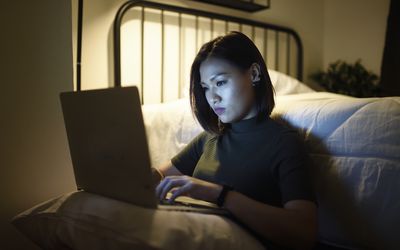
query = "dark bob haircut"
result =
(190, 31, 275, 135)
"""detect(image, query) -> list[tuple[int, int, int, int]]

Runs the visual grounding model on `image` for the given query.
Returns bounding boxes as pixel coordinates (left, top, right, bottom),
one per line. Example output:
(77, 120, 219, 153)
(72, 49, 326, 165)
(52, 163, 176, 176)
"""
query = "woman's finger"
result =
(155, 177, 168, 198)
(168, 183, 192, 202)
(155, 176, 180, 198)
(158, 177, 189, 201)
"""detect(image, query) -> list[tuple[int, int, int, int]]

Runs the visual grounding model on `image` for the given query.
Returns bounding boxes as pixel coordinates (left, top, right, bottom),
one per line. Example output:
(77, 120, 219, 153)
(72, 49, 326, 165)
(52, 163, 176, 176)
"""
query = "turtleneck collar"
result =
(230, 115, 270, 133)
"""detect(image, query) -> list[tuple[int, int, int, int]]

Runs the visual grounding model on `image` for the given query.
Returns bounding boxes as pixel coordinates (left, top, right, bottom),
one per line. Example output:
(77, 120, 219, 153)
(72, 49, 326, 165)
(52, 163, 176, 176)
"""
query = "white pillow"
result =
(142, 99, 203, 167)
(12, 191, 264, 250)
(268, 69, 315, 95)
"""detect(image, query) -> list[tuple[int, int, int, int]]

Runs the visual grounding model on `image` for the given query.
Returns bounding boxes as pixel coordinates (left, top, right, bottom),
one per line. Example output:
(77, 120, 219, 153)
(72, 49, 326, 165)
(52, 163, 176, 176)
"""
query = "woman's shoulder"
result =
(191, 130, 219, 145)
(196, 130, 217, 139)
(267, 118, 307, 149)
(269, 117, 301, 137)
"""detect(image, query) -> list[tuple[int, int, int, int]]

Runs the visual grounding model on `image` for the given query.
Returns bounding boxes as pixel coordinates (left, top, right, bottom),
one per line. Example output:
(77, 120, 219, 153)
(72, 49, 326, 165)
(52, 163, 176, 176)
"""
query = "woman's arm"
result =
(151, 161, 183, 183)
(224, 191, 317, 249)
(156, 176, 317, 249)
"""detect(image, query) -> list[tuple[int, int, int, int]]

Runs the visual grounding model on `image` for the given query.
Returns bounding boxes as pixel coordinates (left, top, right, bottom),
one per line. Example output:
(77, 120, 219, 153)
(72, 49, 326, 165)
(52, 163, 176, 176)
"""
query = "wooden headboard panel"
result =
(113, 0, 303, 104)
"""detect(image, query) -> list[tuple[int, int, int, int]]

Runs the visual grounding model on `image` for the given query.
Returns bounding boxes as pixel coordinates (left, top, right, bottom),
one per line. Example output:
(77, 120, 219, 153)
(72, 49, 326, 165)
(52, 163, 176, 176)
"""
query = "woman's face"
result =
(199, 57, 258, 123)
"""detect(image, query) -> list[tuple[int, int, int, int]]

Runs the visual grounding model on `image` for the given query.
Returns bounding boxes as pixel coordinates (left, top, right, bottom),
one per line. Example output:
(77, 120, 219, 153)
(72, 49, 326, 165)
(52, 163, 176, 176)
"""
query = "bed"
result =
(12, 1, 400, 249)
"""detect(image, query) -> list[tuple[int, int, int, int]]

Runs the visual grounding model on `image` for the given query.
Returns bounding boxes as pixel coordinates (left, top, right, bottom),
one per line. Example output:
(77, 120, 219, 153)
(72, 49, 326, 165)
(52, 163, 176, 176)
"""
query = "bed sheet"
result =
(272, 92, 400, 249)
(142, 92, 400, 249)
(143, 92, 400, 167)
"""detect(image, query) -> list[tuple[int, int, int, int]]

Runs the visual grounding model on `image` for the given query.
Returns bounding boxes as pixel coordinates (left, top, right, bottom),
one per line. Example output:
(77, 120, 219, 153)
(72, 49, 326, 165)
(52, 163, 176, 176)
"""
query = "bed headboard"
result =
(113, 0, 303, 104)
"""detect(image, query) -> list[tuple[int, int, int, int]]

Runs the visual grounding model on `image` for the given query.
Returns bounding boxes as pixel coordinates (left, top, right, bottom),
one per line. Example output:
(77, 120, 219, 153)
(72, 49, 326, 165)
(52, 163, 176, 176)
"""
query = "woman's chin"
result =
(218, 116, 229, 124)
(219, 116, 235, 124)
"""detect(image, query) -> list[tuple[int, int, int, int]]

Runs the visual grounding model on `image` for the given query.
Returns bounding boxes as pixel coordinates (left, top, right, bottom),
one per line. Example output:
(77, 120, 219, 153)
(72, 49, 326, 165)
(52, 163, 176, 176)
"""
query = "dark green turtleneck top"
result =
(171, 116, 315, 207)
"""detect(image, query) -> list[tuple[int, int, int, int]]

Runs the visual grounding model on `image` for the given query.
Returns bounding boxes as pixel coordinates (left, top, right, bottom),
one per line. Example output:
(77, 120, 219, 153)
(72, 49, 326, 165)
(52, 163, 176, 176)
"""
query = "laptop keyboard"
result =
(160, 194, 220, 209)
(158, 196, 231, 216)
(159, 199, 194, 207)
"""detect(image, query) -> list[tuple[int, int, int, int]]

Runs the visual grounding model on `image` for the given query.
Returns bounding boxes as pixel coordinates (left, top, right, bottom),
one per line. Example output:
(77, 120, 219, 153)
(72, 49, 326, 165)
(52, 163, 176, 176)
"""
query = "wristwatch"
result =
(216, 184, 233, 207)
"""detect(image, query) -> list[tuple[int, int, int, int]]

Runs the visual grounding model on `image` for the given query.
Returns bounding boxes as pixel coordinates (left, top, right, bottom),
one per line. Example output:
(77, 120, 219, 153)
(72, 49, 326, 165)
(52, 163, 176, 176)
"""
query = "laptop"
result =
(60, 86, 229, 215)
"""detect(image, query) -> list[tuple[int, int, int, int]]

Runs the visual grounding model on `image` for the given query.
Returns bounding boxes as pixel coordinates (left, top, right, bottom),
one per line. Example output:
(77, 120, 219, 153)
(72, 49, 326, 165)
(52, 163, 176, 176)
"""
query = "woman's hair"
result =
(189, 31, 275, 135)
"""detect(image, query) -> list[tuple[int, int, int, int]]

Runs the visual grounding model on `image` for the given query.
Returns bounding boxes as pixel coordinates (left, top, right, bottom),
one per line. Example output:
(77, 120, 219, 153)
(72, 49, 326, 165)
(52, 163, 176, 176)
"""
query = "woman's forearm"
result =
(159, 161, 183, 176)
(223, 191, 317, 249)
(154, 166, 316, 248)
(152, 162, 183, 184)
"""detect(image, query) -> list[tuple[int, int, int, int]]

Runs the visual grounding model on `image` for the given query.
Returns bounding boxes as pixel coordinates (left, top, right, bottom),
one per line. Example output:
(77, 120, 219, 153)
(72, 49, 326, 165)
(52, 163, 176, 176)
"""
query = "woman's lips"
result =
(214, 107, 225, 116)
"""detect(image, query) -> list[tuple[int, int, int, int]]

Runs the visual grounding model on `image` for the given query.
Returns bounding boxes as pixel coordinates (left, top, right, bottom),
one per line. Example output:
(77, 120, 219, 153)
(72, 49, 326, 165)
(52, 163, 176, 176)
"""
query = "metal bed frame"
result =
(79, 0, 304, 103)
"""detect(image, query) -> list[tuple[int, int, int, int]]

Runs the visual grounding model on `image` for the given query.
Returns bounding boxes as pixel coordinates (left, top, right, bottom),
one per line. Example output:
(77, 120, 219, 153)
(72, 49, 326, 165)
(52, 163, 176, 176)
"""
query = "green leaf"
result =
(309, 60, 380, 97)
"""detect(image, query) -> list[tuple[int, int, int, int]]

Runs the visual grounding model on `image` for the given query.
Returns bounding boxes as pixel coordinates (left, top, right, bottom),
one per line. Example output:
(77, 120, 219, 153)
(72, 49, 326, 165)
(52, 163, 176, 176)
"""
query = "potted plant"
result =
(310, 60, 380, 97)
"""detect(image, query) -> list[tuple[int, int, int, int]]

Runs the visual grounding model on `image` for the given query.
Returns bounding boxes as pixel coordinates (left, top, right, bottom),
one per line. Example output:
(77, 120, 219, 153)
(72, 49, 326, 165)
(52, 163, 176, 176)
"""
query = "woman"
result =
(153, 31, 317, 249)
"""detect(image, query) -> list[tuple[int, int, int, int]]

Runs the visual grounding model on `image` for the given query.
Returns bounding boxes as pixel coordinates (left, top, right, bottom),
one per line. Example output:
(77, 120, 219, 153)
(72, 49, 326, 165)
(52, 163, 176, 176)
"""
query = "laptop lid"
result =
(60, 86, 157, 208)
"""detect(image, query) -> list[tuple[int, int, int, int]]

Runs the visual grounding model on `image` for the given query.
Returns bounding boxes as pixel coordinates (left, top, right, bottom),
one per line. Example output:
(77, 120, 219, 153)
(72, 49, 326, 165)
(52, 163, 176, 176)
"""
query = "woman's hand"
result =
(151, 167, 164, 184)
(155, 175, 222, 203)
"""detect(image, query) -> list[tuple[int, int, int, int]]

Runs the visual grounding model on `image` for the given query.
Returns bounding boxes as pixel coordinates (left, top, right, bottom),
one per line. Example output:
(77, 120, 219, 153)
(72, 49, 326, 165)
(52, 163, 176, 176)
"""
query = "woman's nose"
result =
(208, 88, 221, 104)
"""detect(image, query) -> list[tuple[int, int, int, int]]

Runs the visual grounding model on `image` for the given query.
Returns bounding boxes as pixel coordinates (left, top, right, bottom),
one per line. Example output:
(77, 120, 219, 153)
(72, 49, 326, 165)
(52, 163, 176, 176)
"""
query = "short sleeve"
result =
(171, 131, 208, 176)
(275, 132, 316, 204)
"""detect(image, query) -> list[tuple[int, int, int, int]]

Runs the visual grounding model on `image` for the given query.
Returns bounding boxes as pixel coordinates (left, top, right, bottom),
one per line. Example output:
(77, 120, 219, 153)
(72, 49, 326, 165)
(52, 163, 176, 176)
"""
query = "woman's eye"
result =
(216, 80, 227, 87)
(201, 86, 209, 91)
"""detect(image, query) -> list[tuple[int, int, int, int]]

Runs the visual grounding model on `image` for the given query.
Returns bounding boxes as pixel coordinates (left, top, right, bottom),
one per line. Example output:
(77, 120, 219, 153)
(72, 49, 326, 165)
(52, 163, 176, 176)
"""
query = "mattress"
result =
(142, 92, 400, 249)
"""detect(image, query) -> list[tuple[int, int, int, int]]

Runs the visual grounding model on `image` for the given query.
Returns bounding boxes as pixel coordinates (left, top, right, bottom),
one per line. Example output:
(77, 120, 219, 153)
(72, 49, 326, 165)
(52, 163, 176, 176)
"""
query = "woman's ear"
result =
(250, 63, 261, 84)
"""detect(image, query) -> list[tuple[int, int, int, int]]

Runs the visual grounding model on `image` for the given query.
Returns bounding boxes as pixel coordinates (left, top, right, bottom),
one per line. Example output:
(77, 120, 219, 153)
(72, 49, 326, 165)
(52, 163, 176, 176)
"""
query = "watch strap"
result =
(216, 184, 233, 207)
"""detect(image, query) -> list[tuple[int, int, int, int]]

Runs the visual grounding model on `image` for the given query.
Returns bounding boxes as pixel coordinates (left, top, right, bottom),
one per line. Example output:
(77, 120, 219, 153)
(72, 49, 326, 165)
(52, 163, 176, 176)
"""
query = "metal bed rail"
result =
(113, 0, 303, 103)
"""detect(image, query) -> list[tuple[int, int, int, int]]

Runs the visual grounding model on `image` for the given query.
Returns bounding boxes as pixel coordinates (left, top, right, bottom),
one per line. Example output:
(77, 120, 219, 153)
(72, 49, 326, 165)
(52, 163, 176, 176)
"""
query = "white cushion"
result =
(268, 69, 315, 95)
(12, 191, 264, 250)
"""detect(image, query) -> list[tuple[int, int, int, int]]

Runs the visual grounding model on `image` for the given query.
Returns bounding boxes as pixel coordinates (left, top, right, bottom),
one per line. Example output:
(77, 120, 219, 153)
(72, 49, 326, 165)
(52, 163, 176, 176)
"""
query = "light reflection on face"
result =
(199, 57, 258, 123)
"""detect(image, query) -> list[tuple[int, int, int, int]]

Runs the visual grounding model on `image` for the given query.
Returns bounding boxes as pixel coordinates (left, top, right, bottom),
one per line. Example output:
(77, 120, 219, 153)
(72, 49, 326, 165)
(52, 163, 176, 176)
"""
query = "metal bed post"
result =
(77, 0, 83, 91)
(113, 0, 304, 96)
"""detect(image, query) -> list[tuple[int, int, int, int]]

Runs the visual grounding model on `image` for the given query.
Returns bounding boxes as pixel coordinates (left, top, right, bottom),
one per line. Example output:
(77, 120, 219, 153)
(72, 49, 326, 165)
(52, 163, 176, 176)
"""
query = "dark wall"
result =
(0, 0, 75, 249)
(380, 0, 400, 96)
